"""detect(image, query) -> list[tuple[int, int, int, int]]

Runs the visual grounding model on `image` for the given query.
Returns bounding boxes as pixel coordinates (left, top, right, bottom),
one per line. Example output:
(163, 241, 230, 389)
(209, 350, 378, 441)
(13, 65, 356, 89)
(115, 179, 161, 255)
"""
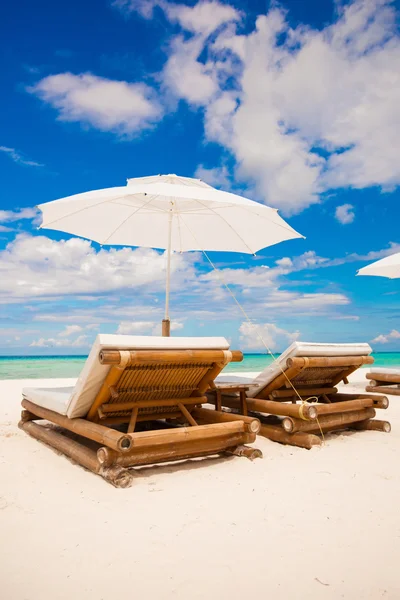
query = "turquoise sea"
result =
(0, 353, 399, 380)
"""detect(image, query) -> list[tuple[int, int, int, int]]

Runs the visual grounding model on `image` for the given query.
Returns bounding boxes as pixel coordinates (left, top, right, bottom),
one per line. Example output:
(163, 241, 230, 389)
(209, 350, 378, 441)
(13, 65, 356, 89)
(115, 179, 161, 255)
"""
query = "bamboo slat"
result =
(207, 395, 318, 420)
(313, 397, 374, 416)
(286, 356, 373, 369)
(331, 393, 389, 409)
(366, 385, 400, 396)
(257, 365, 306, 398)
(259, 424, 322, 449)
(22, 399, 133, 453)
(331, 366, 360, 386)
(97, 432, 254, 467)
(351, 419, 391, 433)
(87, 365, 126, 421)
(366, 372, 400, 384)
(19, 420, 133, 487)
(127, 421, 246, 448)
(99, 349, 242, 365)
(99, 411, 183, 426)
(270, 387, 337, 399)
(99, 396, 205, 413)
(283, 408, 376, 434)
(191, 407, 261, 433)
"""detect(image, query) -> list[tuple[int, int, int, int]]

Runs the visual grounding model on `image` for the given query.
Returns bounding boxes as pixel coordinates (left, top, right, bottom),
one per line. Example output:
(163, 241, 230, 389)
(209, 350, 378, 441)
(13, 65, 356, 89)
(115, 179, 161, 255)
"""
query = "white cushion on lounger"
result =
(369, 367, 400, 376)
(22, 387, 74, 415)
(23, 334, 230, 418)
(246, 341, 372, 398)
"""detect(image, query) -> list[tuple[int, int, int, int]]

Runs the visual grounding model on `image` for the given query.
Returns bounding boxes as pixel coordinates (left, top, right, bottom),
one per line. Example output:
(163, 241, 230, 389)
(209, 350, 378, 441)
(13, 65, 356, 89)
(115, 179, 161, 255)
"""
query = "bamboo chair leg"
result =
(127, 407, 139, 434)
(215, 390, 222, 412)
(225, 445, 262, 460)
(351, 419, 391, 433)
(19, 420, 133, 488)
(178, 403, 198, 426)
(239, 390, 248, 416)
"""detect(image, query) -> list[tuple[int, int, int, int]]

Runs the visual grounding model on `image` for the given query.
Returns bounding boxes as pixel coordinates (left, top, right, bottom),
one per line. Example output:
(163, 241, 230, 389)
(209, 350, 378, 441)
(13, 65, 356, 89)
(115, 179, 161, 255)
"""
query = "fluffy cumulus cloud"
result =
(239, 321, 300, 351)
(335, 204, 355, 225)
(0, 207, 41, 232)
(0, 233, 194, 302)
(58, 325, 83, 337)
(372, 329, 400, 344)
(112, 0, 400, 215)
(29, 73, 162, 136)
(194, 164, 231, 188)
(0, 146, 43, 168)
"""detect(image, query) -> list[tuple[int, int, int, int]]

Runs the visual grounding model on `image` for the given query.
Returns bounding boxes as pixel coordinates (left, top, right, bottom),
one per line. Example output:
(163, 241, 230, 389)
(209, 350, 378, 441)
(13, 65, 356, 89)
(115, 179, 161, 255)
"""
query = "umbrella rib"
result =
(187, 198, 255, 254)
(99, 194, 161, 246)
(211, 203, 302, 235)
(111, 200, 168, 214)
(40, 193, 136, 228)
(40, 190, 171, 230)
(178, 200, 301, 237)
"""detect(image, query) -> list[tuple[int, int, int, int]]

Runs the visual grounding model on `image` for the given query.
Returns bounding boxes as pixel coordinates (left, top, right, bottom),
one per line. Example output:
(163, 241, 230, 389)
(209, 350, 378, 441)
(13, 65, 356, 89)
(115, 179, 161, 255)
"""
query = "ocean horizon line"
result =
(1, 350, 400, 359)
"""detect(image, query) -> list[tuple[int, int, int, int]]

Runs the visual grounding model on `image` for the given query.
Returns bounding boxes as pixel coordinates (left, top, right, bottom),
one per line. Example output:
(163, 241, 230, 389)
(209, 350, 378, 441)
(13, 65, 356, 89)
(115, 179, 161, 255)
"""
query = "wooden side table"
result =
(208, 383, 259, 416)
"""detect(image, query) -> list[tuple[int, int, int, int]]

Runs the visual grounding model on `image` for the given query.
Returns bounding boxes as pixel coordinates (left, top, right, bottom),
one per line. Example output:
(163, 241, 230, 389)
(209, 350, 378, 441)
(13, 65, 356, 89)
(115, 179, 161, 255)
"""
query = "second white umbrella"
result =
(358, 252, 400, 279)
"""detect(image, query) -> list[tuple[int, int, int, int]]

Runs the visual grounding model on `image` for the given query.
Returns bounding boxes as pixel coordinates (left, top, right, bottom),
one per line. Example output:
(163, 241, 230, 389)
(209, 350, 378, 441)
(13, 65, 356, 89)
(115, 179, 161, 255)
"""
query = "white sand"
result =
(1, 371, 399, 600)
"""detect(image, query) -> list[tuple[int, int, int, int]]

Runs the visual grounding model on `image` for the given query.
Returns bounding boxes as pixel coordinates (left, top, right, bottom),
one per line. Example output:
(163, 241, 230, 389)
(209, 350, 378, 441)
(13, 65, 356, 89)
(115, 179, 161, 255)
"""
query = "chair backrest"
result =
(66, 334, 232, 418)
(248, 342, 373, 399)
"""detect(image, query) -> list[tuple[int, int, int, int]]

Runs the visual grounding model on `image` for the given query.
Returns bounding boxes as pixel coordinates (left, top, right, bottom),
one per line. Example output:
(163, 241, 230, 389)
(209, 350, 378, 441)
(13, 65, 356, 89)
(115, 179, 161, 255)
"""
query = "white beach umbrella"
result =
(358, 252, 400, 279)
(38, 174, 304, 334)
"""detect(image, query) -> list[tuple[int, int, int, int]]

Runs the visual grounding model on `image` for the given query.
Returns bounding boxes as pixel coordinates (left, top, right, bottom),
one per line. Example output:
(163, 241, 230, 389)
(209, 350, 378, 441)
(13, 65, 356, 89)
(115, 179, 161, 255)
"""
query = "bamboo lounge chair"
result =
(208, 342, 390, 449)
(19, 335, 262, 487)
(366, 368, 400, 396)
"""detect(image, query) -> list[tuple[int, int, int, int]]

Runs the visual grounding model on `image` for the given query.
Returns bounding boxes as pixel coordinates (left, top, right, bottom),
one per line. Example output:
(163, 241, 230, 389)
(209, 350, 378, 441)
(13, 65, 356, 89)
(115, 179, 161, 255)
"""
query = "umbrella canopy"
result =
(358, 252, 400, 279)
(38, 174, 304, 334)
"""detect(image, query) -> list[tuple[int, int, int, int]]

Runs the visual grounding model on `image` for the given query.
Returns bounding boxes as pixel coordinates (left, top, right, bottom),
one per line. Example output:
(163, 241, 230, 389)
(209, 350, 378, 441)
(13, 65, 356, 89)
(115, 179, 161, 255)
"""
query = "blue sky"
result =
(1, 0, 400, 354)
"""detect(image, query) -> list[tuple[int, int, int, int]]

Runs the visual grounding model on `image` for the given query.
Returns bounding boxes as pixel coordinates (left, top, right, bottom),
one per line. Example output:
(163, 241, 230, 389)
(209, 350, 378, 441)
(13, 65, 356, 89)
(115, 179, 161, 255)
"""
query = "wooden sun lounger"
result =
(208, 342, 390, 449)
(366, 368, 400, 396)
(19, 336, 262, 487)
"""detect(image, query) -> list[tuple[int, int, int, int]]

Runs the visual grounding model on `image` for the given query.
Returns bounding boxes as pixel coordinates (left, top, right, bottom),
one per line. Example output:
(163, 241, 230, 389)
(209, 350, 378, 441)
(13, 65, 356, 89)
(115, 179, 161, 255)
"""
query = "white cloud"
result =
(163, 1, 240, 37)
(116, 321, 159, 335)
(0, 146, 43, 167)
(0, 233, 195, 302)
(58, 325, 83, 337)
(335, 204, 355, 225)
(0, 208, 41, 233)
(29, 73, 162, 136)
(327, 242, 400, 267)
(116, 319, 184, 335)
(30, 334, 89, 348)
(372, 329, 400, 344)
(239, 321, 300, 351)
(194, 164, 231, 188)
(113, 0, 240, 35)
(136, 0, 400, 215)
(162, 36, 218, 105)
(262, 291, 350, 311)
(111, 0, 158, 18)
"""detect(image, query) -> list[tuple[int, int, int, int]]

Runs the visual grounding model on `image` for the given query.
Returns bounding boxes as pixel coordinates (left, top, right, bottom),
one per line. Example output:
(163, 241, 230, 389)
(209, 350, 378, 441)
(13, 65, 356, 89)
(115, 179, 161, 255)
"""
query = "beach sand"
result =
(1, 371, 399, 599)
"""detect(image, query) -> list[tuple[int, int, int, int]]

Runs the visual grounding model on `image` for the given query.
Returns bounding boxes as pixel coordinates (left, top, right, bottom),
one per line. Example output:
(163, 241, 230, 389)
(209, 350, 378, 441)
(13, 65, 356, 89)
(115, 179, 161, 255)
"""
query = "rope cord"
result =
(200, 249, 325, 440)
(176, 214, 325, 440)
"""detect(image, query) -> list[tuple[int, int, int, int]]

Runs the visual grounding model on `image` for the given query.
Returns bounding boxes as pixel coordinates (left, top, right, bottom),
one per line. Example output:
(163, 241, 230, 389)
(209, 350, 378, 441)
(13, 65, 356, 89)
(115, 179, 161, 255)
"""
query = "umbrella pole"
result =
(162, 210, 172, 337)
